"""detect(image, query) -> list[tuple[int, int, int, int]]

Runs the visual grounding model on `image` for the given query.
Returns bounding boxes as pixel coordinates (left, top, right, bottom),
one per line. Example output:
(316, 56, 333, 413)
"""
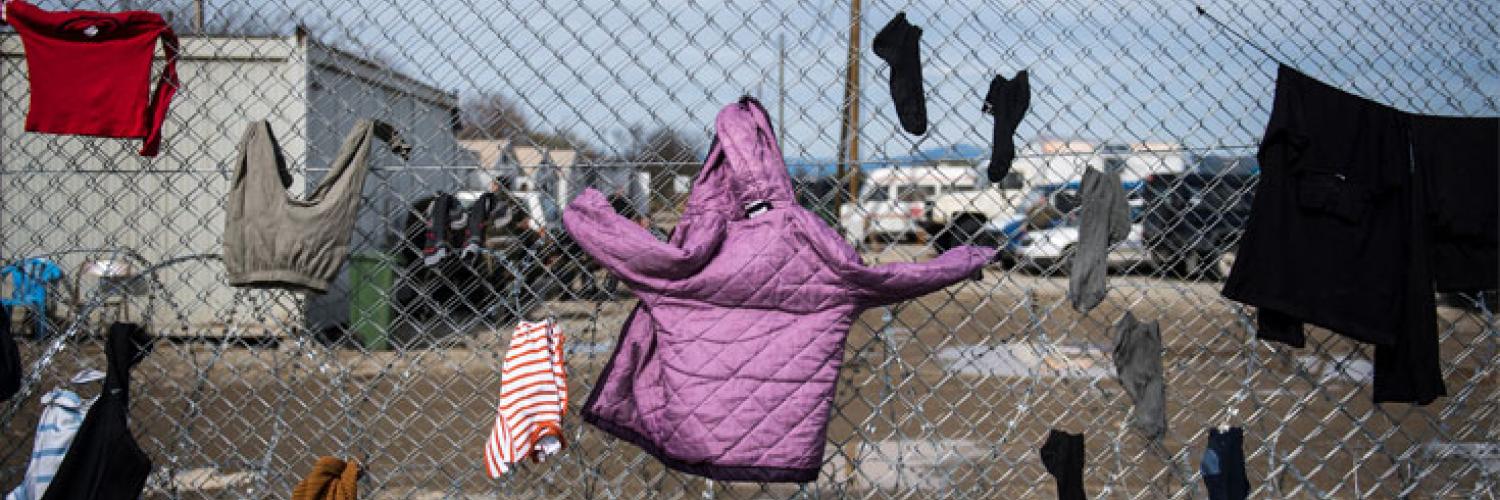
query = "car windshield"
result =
(863, 185, 890, 202)
(897, 185, 936, 202)
(1195, 155, 1259, 176)
(1047, 183, 1146, 227)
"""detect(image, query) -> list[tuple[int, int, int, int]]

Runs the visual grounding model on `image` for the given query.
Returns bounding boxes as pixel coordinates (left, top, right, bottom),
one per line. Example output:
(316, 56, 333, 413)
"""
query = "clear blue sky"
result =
(66, 0, 1500, 161)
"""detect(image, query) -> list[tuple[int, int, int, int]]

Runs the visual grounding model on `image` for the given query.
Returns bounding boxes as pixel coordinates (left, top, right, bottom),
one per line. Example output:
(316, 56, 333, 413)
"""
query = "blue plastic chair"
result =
(1, 258, 63, 339)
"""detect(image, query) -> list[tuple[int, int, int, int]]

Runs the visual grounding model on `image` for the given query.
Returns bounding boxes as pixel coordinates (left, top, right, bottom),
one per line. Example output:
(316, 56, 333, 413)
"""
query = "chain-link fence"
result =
(1, 0, 1496, 498)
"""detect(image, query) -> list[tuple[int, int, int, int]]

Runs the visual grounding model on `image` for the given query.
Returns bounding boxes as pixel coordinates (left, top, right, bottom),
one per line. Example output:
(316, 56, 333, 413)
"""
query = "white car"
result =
(924, 160, 1033, 252)
(1008, 180, 1152, 274)
(840, 164, 977, 244)
(1012, 222, 1153, 274)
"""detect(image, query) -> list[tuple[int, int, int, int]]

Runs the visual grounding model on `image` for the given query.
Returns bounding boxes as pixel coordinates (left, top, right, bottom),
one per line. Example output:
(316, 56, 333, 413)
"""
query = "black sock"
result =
(1202, 427, 1250, 500)
(984, 70, 1030, 183)
(873, 12, 927, 136)
(1040, 429, 1087, 500)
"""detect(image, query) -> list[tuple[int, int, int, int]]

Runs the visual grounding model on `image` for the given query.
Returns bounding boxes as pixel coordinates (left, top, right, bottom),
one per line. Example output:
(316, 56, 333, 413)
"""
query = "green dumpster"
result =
(349, 252, 397, 350)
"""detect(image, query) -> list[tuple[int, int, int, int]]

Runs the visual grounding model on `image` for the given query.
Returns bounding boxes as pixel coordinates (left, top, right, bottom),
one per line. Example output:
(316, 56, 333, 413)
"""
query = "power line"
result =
(1195, 5, 1293, 68)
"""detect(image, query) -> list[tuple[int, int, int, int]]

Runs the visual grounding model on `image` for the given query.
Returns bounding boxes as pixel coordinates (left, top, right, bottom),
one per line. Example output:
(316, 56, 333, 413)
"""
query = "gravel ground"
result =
(2, 246, 1493, 499)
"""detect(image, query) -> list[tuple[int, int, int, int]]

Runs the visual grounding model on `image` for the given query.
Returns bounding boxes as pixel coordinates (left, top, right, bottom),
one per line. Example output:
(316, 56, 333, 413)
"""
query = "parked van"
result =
(840, 164, 977, 243)
(926, 140, 1191, 252)
(923, 159, 1029, 252)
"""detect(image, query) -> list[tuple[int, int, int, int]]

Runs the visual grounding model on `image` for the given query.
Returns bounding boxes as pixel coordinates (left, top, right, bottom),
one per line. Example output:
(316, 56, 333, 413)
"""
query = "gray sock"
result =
(1112, 311, 1167, 440)
(1068, 167, 1130, 313)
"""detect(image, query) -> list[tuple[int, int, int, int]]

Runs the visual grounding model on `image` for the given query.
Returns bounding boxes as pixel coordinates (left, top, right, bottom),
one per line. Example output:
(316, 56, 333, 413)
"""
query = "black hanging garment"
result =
(463, 192, 500, 256)
(1224, 65, 1414, 348)
(425, 191, 506, 263)
(43, 322, 153, 500)
(1039, 429, 1087, 500)
(1223, 65, 1435, 403)
(1225, 65, 1497, 405)
(984, 70, 1030, 183)
(1, 305, 19, 401)
(1410, 115, 1499, 293)
(423, 192, 457, 265)
(1201, 427, 1250, 500)
(873, 12, 927, 136)
(1380, 114, 1496, 403)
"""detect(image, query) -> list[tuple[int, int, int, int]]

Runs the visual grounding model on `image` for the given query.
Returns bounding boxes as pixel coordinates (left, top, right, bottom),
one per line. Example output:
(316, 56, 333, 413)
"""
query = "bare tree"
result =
(457, 92, 599, 158)
(618, 125, 705, 211)
(623, 125, 705, 169)
(526, 129, 597, 158)
(457, 91, 531, 140)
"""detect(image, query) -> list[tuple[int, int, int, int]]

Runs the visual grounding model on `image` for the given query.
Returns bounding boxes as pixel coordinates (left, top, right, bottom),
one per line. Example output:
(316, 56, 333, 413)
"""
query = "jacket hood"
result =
(684, 97, 798, 218)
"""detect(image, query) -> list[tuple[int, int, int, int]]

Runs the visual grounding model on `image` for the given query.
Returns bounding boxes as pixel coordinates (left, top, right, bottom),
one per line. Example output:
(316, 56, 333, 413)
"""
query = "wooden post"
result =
(836, 0, 862, 212)
(194, 0, 205, 34)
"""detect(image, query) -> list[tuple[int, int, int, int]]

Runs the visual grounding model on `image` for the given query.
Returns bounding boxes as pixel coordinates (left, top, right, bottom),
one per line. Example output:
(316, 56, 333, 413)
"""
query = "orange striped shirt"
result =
(485, 320, 568, 478)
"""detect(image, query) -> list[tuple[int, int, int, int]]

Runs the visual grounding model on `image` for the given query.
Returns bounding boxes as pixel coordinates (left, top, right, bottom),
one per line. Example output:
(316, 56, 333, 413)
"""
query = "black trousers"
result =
(1223, 65, 1500, 404)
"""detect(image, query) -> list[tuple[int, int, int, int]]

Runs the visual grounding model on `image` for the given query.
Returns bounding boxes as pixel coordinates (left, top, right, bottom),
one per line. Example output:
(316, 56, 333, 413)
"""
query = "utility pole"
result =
(835, 0, 862, 212)
(193, 0, 205, 34)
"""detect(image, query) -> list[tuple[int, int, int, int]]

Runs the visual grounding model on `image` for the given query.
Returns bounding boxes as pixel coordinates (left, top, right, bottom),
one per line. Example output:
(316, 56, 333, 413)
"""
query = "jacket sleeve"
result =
(794, 210, 996, 307)
(843, 246, 997, 306)
(562, 188, 725, 294)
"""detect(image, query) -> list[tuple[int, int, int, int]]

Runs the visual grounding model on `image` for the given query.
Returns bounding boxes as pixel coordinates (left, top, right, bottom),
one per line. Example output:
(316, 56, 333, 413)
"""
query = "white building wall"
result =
(1, 34, 463, 332)
(1, 35, 307, 327)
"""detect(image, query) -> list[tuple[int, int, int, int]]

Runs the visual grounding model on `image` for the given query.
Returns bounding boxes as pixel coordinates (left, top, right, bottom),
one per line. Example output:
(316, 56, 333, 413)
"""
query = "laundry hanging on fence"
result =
(462, 191, 503, 257)
(1411, 115, 1499, 292)
(984, 70, 1030, 183)
(1068, 167, 1130, 313)
(1201, 426, 1250, 500)
(2, 0, 179, 157)
(1, 305, 18, 401)
(1112, 311, 1166, 440)
(223, 119, 411, 294)
(292, 456, 360, 500)
(424, 190, 506, 265)
(874, 12, 928, 136)
(564, 97, 994, 482)
(6, 370, 103, 500)
(1040, 429, 1087, 500)
(42, 323, 152, 500)
(423, 192, 460, 265)
(1224, 65, 1497, 405)
(484, 319, 568, 478)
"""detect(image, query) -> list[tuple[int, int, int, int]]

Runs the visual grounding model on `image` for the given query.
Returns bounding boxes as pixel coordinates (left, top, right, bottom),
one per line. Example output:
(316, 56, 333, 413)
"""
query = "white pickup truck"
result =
(925, 141, 1190, 252)
(922, 160, 1033, 252)
(839, 165, 977, 244)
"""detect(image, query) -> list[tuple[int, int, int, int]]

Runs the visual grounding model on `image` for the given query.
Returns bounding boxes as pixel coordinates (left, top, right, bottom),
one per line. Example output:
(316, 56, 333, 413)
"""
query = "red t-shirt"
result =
(3, 0, 178, 157)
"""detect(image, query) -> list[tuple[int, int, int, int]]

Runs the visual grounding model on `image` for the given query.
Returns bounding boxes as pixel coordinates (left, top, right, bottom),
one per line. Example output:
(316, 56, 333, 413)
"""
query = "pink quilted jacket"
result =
(564, 98, 995, 482)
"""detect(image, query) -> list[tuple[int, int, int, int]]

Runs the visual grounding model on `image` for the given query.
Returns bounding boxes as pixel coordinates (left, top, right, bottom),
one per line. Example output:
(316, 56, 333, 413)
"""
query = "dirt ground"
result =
(1, 246, 1495, 499)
